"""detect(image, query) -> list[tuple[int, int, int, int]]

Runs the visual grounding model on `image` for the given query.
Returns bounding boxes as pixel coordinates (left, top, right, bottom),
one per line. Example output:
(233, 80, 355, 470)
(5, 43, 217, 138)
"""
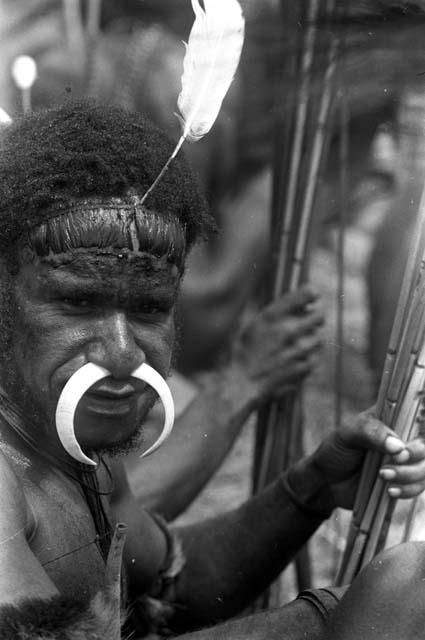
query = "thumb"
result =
(341, 411, 406, 456)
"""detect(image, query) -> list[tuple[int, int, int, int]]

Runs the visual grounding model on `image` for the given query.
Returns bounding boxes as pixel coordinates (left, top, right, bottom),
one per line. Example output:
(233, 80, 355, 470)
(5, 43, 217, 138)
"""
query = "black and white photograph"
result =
(0, 2, 425, 638)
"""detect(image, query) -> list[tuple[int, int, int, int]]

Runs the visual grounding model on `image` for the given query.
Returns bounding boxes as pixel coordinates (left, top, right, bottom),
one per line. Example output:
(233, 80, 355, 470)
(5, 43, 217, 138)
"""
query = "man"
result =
(0, 0, 308, 520)
(0, 101, 425, 640)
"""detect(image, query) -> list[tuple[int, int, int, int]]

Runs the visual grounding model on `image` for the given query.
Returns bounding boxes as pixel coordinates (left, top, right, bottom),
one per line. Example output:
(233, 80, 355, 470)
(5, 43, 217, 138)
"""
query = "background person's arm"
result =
(126, 287, 323, 520)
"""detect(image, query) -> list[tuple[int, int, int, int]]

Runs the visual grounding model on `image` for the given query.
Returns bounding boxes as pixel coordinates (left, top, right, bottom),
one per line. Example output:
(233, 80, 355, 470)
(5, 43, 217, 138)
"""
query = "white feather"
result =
(139, 0, 244, 205)
(177, 0, 245, 143)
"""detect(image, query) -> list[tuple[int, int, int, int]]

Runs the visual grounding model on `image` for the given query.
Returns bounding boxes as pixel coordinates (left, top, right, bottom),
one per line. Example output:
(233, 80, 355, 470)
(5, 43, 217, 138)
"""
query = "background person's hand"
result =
(228, 285, 324, 409)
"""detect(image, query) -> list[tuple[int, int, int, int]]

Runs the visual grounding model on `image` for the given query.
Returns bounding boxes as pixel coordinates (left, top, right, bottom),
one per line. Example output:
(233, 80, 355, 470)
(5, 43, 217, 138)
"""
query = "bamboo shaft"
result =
(335, 62, 349, 430)
(289, 33, 338, 290)
(254, 1, 341, 603)
(272, 0, 321, 298)
(254, 0, 322, 494)
(351, 200, 425, 531)
(402, 497, 420, 543)
(105, 523, 128, 640)
(338, 346, 425, 584)
(360, 369, 425, 567)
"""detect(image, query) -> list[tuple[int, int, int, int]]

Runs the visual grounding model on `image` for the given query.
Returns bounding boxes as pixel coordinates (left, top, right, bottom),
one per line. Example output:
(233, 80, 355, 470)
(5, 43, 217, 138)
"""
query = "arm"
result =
(166, 410, 425, 630)
(111, 458, 332, 638)
(126, 286, 323, 520)
(171, 473, 331, 631)
(175, 598, 328, 640)
(126, 368, 257, 520)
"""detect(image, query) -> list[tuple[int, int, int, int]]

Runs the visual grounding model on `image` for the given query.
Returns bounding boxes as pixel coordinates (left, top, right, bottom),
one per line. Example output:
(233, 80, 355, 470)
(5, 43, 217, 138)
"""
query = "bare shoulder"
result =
(0, 445, 30, 535)
(0, 446, 61, 603)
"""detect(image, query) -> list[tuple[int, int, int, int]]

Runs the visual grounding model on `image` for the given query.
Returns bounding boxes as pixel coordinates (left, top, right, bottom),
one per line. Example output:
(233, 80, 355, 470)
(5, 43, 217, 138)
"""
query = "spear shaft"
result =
(253, 0, 339, 603)
(337, 180, 425, 583)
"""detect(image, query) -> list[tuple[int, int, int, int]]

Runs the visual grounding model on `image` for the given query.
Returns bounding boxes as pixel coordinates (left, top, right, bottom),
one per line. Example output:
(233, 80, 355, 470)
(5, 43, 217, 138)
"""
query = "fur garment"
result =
(0, 592, 125, 640)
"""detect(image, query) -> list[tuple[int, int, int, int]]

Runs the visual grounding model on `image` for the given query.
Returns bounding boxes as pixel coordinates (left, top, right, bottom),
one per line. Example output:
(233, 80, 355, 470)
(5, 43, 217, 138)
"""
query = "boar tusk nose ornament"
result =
(55, 362, 175, 466)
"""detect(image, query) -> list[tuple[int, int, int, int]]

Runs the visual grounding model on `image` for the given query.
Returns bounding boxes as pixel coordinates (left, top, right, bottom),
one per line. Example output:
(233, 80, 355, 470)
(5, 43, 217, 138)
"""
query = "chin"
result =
(75, 395, 156, 457)
(91, 423, 145, 458)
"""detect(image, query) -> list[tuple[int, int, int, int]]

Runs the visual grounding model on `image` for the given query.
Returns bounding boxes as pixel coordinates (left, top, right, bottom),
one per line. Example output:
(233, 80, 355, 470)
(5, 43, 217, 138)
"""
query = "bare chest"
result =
(23, 471, 111, 601)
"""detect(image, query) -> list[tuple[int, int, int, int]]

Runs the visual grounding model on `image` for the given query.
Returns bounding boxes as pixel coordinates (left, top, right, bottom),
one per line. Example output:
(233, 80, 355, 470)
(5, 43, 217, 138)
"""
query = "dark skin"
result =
(1, 240, 425, 638)
(327, 541, 425, 640)
(126, 282, 325, 519)
(11, 249, 179, 451)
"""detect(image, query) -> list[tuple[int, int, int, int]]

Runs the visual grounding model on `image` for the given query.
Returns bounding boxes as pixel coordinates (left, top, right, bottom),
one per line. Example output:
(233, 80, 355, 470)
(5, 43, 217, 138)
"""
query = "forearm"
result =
(175, 598, 327, 640)
(172, 469, 332, 629)
(128, 368, 257, 520)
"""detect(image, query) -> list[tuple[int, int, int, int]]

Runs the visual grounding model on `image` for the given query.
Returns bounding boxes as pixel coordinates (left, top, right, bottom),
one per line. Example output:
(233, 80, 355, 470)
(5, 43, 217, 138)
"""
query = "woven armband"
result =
(129, 513, 186, 637)
(297, 586, 348, 622)
(280, 470, 334, 521)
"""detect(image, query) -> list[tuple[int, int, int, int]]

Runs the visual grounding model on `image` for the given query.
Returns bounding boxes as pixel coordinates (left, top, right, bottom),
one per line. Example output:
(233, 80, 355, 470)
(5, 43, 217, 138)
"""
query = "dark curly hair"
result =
(0, 100, 214, 248)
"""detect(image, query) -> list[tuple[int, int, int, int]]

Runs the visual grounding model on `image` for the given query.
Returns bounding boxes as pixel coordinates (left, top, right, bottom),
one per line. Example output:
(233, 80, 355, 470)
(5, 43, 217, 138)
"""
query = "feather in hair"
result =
(177, 0, 245, 142)
(140, 0, 245, 205)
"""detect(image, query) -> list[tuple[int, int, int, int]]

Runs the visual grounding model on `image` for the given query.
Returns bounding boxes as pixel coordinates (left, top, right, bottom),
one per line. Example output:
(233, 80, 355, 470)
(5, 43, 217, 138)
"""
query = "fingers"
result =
(257, 336, 322, 379)
(379, 438, 425, 498)
(279, 311, 324, 345)
(283, 332, 322, 360)
(393, 438, 425, 464)
(254, 354, 318, 392)
(345, 413, 425, 499)
(341, 411, 406, 454)
(255, 310, 323, 358)
(387, 482, 425, 499)
(264, 285, 321, 320)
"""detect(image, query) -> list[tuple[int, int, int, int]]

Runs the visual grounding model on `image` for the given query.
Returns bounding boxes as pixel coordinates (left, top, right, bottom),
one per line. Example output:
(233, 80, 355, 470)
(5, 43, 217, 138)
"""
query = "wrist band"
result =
(279, 472, 334, 520)
(297, 587, 343, 621)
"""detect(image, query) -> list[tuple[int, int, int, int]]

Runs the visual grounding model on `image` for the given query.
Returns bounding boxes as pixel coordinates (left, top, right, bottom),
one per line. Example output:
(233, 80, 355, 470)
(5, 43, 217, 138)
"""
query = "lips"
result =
(82, 380, 142, 417)
(87, 382, 136, 400)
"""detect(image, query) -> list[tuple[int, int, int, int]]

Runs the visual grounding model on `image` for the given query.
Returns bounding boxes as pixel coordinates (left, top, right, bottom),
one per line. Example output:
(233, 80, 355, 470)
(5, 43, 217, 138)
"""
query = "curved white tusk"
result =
(55, 363, 110, 466)
(55, 362, 175, 465)
(132, 363, 175, 458)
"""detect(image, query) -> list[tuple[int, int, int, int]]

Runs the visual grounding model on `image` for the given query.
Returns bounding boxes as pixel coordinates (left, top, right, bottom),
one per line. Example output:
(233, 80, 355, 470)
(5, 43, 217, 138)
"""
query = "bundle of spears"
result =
(337, 185, 425, 585)
(252, 0, 341, 603)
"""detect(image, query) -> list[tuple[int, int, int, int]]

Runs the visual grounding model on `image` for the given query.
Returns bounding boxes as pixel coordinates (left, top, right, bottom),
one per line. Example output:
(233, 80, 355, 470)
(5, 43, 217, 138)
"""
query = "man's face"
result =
(8, 247, 180, 454)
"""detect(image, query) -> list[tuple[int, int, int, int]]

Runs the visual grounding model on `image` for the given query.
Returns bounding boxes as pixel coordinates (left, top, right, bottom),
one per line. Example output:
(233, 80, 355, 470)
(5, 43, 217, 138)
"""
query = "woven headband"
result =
(14, 195, 187, 269)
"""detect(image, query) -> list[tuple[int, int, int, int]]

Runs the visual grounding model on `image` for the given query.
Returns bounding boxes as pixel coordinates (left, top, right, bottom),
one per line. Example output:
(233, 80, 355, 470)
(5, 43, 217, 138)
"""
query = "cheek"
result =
(134, 319, 176, 374)
(11, 303, 75, 391)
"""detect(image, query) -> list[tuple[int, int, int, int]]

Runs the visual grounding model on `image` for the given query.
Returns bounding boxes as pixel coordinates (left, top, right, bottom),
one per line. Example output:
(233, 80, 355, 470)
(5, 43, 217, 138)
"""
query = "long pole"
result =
(253, 0, 339, 603)
(337, 185, 425, 584)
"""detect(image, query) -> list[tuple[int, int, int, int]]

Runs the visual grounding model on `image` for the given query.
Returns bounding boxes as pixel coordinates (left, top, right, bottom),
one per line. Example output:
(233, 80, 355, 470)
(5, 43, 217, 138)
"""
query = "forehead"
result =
(13, 199, 187, 295)
(18, 249, 182, 299)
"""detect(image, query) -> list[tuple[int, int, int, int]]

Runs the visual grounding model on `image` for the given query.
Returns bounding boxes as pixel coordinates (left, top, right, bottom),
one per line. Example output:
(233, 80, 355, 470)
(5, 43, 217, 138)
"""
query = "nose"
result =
(86, 312, 145, 379)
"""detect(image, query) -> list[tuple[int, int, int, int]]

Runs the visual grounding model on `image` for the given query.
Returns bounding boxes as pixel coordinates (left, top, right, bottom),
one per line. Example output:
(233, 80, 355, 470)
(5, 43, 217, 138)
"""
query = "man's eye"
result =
(60, 298, 93, 311)
(132, 304, 170, 317)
